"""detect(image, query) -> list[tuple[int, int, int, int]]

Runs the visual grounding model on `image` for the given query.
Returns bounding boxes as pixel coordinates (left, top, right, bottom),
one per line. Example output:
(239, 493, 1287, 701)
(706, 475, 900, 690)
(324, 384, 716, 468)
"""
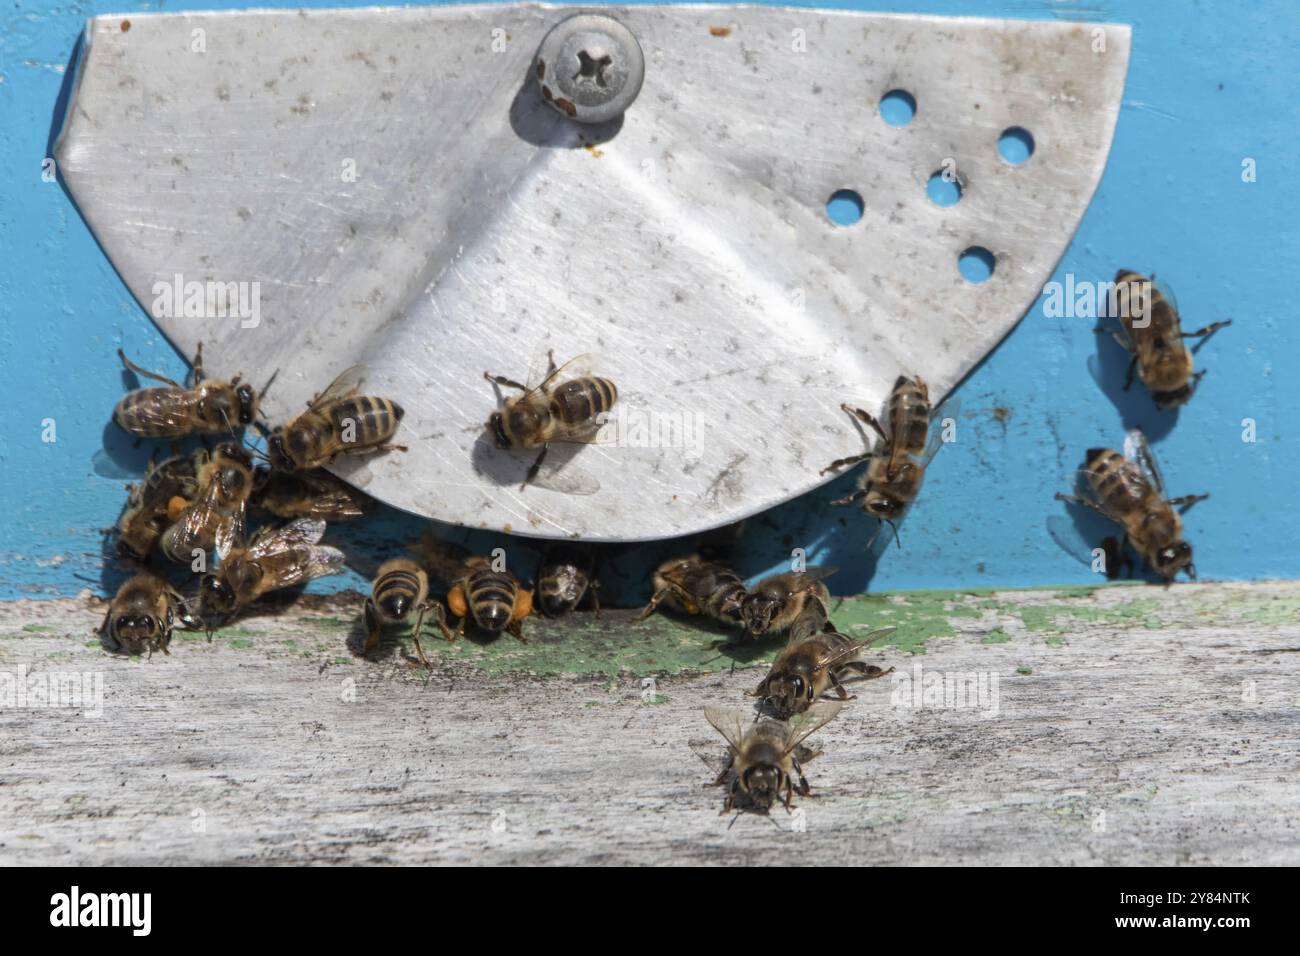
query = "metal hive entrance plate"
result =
(55, 4, 1130, 541)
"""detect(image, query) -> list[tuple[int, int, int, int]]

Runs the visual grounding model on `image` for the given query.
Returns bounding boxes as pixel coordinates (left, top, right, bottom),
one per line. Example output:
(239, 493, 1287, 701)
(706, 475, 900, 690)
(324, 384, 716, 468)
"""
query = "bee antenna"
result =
(259, 368, 280, 401)
(1187, 563, 1198, 581)
(883, 518, 901, 549)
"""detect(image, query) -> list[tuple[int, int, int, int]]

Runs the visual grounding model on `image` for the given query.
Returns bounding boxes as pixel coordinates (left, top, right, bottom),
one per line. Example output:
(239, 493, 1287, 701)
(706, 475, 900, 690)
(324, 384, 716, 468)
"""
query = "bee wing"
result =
(213, 504, 248, 560)
(524, 352, 601, 396)
(1152, 276, 1180, 317)
(782, 701, 843, 754)
(921, 396, 961, 465)
(825, 626, 898, 668)
(283, 544, 347, 587)
(1123, 428, 1166, 497)
(687, 738, 734, 778)
(166, 480, 225, 555)
(115, 389, 200, 434)
(307, 365, 368, 410)
(703, 705, 751, 753)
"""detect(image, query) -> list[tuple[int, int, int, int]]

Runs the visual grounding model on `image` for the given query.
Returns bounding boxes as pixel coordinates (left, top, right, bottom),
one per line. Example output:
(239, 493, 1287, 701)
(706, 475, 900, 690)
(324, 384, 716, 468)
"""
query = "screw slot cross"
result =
(573, 48, 614, 88)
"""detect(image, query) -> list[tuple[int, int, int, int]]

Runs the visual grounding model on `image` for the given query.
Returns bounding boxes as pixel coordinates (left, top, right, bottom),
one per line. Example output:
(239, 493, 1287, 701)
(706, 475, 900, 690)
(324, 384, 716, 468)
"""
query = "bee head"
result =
(198, 573, 238, 623)
(112, 613, 161, 648)
(487, 412, 512, 449)
(741, 764, 782, 810)
(1153, 541, 1194, 580)
(766, 667, 813, 719)
(236, 383, 257, 424)
(740, 593, 781, 636)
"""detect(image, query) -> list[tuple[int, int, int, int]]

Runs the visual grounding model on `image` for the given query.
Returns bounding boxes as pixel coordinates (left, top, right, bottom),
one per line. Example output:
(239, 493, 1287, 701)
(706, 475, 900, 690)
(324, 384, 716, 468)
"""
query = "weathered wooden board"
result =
(1, 581, 1298, 865)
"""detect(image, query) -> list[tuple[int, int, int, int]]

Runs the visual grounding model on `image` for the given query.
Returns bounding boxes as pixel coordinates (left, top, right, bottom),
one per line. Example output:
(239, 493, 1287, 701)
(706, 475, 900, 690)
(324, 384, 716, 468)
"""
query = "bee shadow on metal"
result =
(1088, 328, 1178, 442)
(508, 63, 623, 149)
(468, 431, 593, 493)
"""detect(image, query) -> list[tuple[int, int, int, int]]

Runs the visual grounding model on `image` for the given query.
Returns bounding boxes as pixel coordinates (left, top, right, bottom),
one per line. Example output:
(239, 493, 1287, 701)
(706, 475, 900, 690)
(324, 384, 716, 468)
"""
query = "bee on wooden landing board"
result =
(484, 351, 617, 490)
(740, 568, 837, 640)
(638, 555, 747, 628)
(1053, 428, 1207, 583)
(1093, 270, 1232, 409)
(99, 573, 196, 658)
(268, 365, 406, 472)
(753, 624, 897, 719)
(697, 702, 843, 815)
(197, 517, 345, 632)
(114, 343, 263, 439)
(363, 558, 446, 668)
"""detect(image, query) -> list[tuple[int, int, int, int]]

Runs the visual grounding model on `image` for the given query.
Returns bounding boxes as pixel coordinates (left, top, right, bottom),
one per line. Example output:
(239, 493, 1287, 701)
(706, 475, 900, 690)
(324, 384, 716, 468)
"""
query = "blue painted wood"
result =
(1, 0, 1295, 601)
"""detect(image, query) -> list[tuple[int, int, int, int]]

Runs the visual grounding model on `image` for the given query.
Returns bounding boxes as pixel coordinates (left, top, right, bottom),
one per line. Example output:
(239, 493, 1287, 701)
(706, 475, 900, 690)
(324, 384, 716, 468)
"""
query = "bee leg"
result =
(408, 604, 435, 670)
(362, 599, 382, 656)
(828, 672, 856, 701)
(842, 661, 894, 682)
(1182, 319, 1232, 341)
(829, 487, 870, 507)
(117, 349, 183, 388)
(819, 452, 872, 476)
(522, 444, 549, 489)
(840, 404, 889, 443)
(483, 372, 528, 392)
(1167, 493, 1209, 512)
(190, 341, 205, 385)
(792, 758, 812, 796)
(587, 579, 602, 618)
(636, 588, 672, 621)
(507, 618, 529, 644)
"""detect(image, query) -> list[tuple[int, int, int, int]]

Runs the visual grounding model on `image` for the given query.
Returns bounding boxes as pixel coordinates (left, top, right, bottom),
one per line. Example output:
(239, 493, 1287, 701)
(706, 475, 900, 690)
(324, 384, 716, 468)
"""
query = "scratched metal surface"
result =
(52, 5, 1128, 541)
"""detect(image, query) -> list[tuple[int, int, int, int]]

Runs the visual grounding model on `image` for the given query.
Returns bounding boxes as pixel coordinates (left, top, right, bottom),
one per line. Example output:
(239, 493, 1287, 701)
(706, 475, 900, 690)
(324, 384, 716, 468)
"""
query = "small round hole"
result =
(825, 189, 864, 226)
(958, 246, 996, 283)
(997, 127, 1035, 164)
(879, 89, 916, 127)
(926, 170, 963, 207)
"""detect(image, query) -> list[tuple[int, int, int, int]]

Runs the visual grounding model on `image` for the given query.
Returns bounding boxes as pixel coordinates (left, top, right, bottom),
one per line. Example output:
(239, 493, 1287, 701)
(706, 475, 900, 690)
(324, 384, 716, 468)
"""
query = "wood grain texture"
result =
(1, 581, 1298, 865)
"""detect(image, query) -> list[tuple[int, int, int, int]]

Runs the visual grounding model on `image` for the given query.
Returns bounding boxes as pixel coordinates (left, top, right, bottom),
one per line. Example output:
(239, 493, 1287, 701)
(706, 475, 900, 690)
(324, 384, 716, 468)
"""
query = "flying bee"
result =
(115, 453, 201, 562)
(198, 517, 345, 630)
(159, 442, 255, 562)
(363, 558, 445, 667)
(1095, 270, 1232, 409)
(99, 573, 194, 657)
(753, 625, 897, 720)
(442, 555, 533, 642)
(740, 567, 837, 639)
(637, 555, 747, 627)
(1054, 429, 1207, 583)
(113, 342, 262, 438)
(252, 467, 373, 522)
(268, 366, 406, 472)
(535, 544, 600, 618)
(484, 351, 618, 489)
(699, 702, 842, 814)
(820, 375, 951, 547)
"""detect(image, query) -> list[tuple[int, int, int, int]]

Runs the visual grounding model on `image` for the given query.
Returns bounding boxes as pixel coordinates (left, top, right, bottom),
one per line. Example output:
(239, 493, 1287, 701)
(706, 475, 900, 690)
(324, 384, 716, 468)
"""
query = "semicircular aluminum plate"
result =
(55, 4, 1130, 541)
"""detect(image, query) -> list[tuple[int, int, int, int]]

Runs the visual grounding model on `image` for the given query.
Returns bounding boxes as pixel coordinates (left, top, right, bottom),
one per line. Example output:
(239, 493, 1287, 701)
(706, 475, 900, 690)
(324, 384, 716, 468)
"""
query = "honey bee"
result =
(443, 555, 533, 642)
(740, 568, 836, 639)
(536, 544, 600, 618)
(753, 625, 896, 719)
(485, 351, 618, 488)
(363, 558, 445, 667)
(1054, 429, 1207, 582)
(637, 555, 747, 627)
(700, 702, 842, 814)
(198, 517, 345, 629)
(820, 375, 949, 546)
(113, 343, 260, 438)
(268, 366, 406, 472)
(115, 453, 200, 562)
(99, 573, 193, 657)
(1100, 271, 1232, 408)
(159, 442, 255, 562)
(253, 467, 373, 522)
